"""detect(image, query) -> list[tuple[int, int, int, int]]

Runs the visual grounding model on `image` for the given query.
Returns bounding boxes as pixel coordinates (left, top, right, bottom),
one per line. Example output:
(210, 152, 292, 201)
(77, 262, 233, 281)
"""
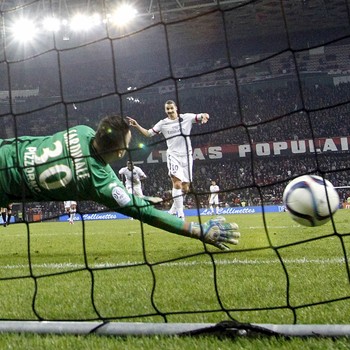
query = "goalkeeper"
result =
(0, 115, 240, 250)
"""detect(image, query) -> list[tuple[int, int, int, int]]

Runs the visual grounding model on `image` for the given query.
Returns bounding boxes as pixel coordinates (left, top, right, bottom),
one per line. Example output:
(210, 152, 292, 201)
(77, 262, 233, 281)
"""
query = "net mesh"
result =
(0, 0, 349, 327)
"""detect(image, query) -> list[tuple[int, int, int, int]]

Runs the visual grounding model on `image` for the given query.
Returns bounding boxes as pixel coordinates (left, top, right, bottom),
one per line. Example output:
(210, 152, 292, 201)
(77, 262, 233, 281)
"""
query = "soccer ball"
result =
(283, 175, 339, 227)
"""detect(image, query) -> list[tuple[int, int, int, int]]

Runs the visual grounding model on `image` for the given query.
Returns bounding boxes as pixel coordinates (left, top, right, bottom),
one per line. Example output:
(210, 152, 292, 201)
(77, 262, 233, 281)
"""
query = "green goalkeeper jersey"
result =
(0, 126, 183, 233)
(0, 126, 95, 205)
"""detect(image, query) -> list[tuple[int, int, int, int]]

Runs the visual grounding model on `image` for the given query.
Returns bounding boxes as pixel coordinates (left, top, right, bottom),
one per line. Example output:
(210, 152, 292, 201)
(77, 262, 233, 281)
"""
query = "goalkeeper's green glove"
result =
(189, 216, 240, 251)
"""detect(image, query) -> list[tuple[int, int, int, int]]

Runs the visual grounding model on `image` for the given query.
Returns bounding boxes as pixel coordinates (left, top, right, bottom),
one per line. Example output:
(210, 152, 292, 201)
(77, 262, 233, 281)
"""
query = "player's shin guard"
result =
(168, 202, 177, 215)
(172, 188, 184, 217)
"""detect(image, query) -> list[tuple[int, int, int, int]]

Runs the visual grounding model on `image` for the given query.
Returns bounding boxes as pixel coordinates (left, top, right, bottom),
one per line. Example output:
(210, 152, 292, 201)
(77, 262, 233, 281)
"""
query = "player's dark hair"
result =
(95, 115, 130, 153)
(165, 100, 176, 106)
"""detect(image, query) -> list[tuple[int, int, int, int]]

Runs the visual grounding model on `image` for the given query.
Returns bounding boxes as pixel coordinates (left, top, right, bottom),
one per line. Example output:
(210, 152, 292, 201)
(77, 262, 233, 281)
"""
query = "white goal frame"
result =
(0, 321, 349, 338)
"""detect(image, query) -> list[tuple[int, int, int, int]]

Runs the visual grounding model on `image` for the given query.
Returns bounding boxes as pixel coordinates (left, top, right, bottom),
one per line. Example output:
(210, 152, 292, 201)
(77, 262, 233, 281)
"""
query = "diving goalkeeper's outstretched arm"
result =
(104, 190, 240, 251)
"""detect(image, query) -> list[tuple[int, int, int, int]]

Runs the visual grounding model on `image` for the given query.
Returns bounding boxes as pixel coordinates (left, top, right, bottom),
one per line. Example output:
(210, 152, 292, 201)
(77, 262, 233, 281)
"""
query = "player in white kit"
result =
(209, 180, 220, 215)
(64, 200, 77, 224)
(118, 161, 147, 197)
(127, 100, 209, 220)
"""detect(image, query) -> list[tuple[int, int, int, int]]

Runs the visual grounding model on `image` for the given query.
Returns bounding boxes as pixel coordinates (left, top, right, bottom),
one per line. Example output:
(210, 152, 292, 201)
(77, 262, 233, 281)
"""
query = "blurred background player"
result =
(1, 204, 12, 227)
(118, 161, 147, 197)
(208, 180, 220, 215)
(64, 201, 77, 224)
(127, 100, 209, 221)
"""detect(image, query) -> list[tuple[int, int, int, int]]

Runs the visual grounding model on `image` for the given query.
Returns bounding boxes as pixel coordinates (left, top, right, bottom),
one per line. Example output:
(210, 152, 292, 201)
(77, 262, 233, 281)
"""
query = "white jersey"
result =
(148, 113, 201, 156)
(118, 166, 146, 196)
(209, 185, 220, 204)
(64, 200, 77, 209)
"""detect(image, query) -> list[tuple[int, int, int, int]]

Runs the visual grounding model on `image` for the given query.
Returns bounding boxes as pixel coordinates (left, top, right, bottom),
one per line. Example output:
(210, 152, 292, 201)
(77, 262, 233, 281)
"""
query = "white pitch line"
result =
(247, 226, 296, 229)
(0, 257, 347, 270)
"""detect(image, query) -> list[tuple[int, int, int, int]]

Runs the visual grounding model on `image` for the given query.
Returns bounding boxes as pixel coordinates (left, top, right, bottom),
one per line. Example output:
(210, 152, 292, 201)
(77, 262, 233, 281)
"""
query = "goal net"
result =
(0, 0, 349, 338)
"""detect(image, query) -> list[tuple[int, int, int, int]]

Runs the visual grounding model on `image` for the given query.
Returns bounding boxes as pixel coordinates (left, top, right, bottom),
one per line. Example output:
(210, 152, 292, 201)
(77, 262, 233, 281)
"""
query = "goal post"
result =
(0, 321, 349, 338)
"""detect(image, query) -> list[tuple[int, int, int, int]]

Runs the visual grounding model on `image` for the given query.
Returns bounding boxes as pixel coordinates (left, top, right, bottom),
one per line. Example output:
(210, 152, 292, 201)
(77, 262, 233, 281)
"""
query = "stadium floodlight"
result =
(111, 4, 137, 26)
(10, 18, 38, 42)
(42, 17, 61, 32)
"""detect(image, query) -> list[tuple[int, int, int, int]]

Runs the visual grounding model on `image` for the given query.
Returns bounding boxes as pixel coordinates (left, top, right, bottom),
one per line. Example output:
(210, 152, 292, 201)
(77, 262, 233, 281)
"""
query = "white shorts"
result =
(209, 194, 219, 205)
(167, 153, 193, 183)
(126, 185, 144, 197)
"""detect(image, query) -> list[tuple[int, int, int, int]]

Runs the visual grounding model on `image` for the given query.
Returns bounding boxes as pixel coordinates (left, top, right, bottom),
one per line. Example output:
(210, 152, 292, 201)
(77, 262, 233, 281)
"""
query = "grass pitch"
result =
(0, 210, 349, 348)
